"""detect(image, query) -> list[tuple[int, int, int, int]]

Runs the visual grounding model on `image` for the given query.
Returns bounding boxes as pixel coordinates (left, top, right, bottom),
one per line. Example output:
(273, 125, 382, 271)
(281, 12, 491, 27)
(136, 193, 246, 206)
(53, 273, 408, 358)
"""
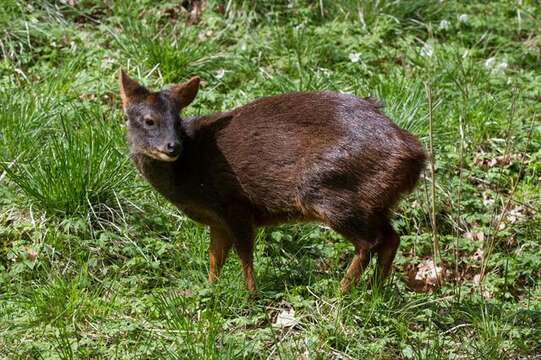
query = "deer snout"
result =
(163, 141, 182, 158)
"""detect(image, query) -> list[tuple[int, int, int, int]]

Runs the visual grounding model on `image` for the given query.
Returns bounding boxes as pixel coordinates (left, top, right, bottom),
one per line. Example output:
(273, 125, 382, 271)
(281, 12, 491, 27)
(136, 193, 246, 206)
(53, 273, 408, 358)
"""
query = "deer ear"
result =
(118, 69, 148, 109)
(170, 76, 200, 108)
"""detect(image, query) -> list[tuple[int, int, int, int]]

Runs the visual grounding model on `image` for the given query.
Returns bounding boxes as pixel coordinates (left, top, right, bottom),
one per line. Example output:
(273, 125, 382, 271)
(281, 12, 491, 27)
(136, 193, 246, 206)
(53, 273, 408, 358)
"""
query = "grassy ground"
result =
(1, 0, 540, 358)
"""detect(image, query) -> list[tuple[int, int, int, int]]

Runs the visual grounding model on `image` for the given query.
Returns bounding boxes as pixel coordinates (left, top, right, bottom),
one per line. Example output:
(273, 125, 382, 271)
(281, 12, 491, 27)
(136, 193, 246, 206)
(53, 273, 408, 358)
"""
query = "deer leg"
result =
(332, 214, 381, 293)
(373, 223, 400, 285)
(225, 208, 257, 292)
(232, 226, 256, 292)
(238, 244, 256, 292)
(340, 245, 371, 293)
(208, 226, 233, 283)
(332, 216, 378, 293)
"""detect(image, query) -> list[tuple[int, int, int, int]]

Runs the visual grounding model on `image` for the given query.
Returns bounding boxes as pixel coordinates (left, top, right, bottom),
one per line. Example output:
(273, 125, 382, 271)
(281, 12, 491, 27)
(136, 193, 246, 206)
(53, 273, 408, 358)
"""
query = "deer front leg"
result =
(208, 226, 233, 283)
(225, 208, 257, 292)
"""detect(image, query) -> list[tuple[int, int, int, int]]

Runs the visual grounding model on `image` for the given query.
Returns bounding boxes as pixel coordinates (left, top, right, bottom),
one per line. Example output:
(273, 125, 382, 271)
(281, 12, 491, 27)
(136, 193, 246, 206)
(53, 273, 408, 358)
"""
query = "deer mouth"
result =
(144, 149, 180, 162)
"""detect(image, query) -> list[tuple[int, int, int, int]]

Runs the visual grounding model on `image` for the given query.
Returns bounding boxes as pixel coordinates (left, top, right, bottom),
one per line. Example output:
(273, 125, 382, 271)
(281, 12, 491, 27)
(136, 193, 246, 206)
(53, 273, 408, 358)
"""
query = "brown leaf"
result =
(174, 289, 194, 297)
(186, 0, 204, 25)
(464, 230, 485, 242)
(472, 248, 484, 261)
(507, 205, 536, 224)
(406, 258, 445, 293)
(474, 151, 528, 168)
(472, 274, 493, 299)
(26, 248, 38, 262)
(214, 3, 225, 14)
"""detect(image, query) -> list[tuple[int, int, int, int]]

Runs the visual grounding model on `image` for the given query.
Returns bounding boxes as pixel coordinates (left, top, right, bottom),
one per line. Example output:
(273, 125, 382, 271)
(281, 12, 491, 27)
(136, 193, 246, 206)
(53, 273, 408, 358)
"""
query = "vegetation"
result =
(0, 0, 539, 358)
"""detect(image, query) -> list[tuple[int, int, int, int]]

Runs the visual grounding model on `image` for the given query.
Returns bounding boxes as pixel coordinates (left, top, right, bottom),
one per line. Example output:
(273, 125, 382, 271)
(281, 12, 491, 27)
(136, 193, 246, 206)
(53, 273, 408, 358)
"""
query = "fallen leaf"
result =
(482, 191, 495, 207)
(472, 274, 493, 299)
(472, 248, 484, 261)
(186, 0, 204, 25)
(274, 309, 299, 328)
(406, 258, 445, 293)
(175, 289, 193, 297)
(464, 230, 485, 242)
(506, 205, 536, 224)
(26, 248, 38, 262)
(474, 152, 528, 168)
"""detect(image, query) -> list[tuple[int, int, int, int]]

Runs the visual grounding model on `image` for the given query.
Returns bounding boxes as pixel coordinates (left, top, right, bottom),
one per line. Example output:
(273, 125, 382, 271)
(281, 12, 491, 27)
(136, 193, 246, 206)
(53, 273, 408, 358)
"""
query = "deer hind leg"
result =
(373, 222, 400, 285)
(340, 244, 371, 293)
(235, 230, 256, 292)
(332, 216, 380, 293)
(208, 226, 233, 283)
(223, 207, 257, 292)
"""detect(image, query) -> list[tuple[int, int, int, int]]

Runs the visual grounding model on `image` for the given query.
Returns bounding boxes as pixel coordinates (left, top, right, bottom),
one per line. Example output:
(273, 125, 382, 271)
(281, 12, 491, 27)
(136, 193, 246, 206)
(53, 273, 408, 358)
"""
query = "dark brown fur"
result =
(119, 70, 426, 292)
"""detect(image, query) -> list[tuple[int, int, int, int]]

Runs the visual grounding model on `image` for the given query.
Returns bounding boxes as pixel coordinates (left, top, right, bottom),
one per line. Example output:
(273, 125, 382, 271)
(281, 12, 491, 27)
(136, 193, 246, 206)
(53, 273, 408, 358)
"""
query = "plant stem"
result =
(425, 80, 441, 280)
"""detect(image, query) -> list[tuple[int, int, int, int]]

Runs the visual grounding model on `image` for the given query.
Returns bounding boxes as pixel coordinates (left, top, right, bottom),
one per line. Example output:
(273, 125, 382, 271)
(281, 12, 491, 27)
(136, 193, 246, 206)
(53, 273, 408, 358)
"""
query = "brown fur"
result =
(119, 70, 427, 293)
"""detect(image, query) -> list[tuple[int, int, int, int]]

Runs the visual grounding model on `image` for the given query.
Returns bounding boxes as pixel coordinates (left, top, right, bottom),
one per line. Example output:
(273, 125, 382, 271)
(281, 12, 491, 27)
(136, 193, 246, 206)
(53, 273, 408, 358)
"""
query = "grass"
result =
(0, 0, 540, 358)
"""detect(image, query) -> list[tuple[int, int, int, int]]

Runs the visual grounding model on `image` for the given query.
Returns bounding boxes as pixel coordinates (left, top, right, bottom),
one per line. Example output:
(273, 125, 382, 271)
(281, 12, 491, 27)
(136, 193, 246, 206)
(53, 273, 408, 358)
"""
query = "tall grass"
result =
(2, 104, 130, 216)
(114, 19, 224, 84)
(0, 91, 52, 160)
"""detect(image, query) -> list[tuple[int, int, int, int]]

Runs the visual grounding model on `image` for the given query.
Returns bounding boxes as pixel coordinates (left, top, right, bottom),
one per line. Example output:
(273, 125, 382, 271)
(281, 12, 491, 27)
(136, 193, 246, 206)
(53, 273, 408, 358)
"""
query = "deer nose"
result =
(165, 142, 181, 157)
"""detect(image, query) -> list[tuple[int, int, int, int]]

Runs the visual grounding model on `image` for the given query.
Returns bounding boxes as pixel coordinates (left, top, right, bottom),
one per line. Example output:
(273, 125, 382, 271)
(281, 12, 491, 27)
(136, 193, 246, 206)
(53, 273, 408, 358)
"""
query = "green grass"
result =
(1, 0, 540, 358)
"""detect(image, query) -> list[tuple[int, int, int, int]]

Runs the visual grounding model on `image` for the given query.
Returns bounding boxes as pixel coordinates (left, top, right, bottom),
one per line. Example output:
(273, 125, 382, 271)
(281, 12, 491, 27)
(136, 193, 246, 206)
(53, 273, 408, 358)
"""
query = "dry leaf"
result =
(507, 205, 536, 224)
(482, 191, 495, 207)
(474, 152, 528, 168)
(186, 0, 204, 25)
(274, 309, 299, 328)
(472, 248, 484, 261)
(472, 274, 493, 299)
(174, 289, 193, 297)
(406, 258, 445, 293)
(26, 248, 38, 261)
(464, 230, 485, 242)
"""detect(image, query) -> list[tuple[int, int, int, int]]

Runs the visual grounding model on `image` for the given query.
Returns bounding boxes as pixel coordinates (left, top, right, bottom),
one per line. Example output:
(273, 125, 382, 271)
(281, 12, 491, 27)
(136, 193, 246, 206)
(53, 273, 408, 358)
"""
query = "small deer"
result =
(119, 70, 426, 293)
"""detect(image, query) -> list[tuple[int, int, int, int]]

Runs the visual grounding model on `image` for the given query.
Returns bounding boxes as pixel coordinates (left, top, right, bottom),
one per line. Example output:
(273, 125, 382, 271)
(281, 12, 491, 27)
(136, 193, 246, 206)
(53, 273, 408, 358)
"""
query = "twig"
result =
(455, 113, 465, 300)
(480, 90, 518, 284)
(424, 81, 442, 278)
(441, 323, 471, 335)
(480, 112, 536, 284)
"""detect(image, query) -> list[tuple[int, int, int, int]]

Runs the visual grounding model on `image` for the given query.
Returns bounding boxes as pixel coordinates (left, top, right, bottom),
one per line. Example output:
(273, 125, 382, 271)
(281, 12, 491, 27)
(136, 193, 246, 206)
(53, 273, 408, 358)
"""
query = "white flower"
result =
(484, 57, 508, 74)
(485, 57, 496, 70)
(349, 52, 360, 63)
(484, 57, 497, 69)
(494, 61, 508, 74)
(439, 19, 450, 30)
(420, 43, 434, 58)
(458, 14, 469, 23)
(215, 69, 225, 79)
